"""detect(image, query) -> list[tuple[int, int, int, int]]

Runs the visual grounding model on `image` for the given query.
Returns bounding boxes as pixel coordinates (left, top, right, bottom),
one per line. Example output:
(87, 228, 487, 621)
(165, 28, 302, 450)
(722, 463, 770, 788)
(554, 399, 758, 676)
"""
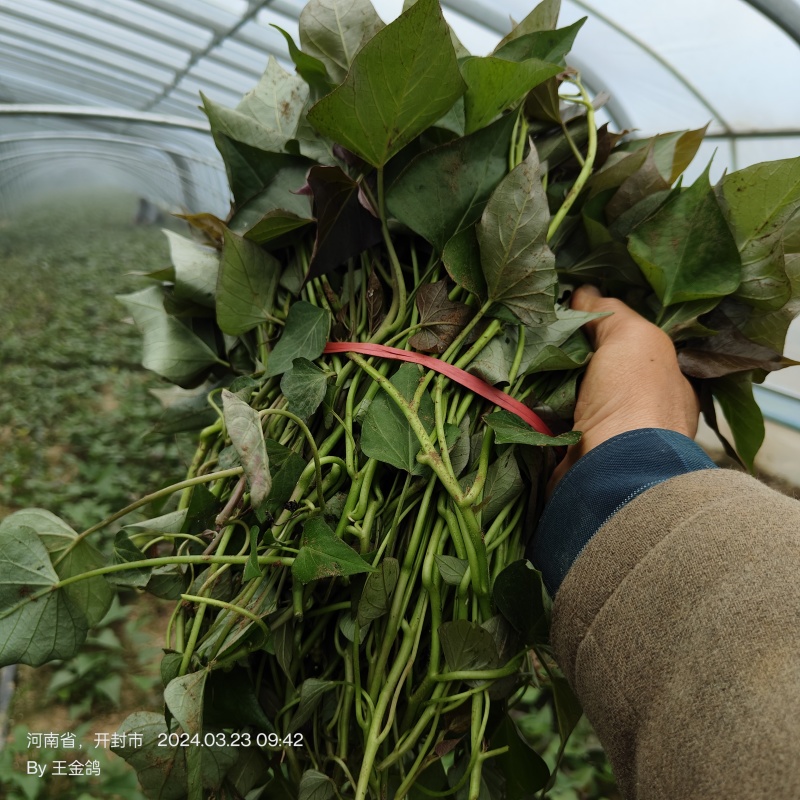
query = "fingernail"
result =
(579, 284, 601, 297)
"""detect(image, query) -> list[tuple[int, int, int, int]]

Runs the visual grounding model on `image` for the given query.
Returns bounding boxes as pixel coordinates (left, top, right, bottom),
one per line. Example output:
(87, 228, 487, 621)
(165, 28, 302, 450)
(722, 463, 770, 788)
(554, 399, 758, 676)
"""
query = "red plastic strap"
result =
(323, 342, 555, 437)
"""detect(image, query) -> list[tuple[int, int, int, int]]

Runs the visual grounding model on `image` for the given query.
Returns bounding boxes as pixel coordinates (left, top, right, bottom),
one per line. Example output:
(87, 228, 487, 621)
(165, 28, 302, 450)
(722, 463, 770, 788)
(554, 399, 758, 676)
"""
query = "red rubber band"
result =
(323, 342, 555, 437)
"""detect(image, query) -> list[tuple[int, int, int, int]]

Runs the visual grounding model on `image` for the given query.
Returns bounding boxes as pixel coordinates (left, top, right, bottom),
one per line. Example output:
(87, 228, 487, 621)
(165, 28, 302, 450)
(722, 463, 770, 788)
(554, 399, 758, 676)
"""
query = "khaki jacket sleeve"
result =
(551, 469, 800, 800)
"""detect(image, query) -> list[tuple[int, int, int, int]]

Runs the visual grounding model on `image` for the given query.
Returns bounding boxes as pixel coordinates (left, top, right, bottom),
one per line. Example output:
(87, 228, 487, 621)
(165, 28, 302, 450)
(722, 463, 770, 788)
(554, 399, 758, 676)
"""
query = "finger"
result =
(571, 285, 647, 348)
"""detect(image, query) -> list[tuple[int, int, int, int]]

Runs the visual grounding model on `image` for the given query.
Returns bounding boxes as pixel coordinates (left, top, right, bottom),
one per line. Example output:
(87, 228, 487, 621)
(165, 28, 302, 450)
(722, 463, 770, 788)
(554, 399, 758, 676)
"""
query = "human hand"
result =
(548, 286, 701, 489)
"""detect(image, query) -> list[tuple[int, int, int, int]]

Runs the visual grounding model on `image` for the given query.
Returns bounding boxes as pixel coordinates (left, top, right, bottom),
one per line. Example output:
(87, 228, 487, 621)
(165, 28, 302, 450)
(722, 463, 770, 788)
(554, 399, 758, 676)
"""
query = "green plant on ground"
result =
(42, 595, 162, 720)
(0, 191, 191, 532)
(1, 1, 799, 799)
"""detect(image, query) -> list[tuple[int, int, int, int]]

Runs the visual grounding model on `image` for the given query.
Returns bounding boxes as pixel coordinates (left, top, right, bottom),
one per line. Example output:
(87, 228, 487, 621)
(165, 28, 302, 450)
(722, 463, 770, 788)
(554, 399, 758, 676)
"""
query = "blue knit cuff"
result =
(530, 428, 718, 597)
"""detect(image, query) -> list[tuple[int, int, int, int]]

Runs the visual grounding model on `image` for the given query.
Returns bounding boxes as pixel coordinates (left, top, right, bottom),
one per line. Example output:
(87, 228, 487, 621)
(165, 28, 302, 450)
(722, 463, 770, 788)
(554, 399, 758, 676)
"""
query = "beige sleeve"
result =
(551, 469, 800, 800)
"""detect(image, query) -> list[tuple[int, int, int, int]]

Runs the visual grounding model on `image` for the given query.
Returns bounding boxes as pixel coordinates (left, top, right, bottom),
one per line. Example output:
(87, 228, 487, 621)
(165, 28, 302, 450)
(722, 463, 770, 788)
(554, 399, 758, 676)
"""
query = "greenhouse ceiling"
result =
(1, 0, 798, 412)
(1, 0, 800, 213)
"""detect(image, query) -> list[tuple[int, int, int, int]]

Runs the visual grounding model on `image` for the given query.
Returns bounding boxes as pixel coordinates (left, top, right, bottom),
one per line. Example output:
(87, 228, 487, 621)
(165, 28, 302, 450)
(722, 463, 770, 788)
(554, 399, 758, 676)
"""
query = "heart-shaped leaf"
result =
(307, 0, 465, 167)
(217, 230, 281, 335)
(292, 517, 375, 584)
(266, 301, 331, 378)
(478, 148, 558, 326)
(222, 389, 271, 509)
(117, 286, 222, 385)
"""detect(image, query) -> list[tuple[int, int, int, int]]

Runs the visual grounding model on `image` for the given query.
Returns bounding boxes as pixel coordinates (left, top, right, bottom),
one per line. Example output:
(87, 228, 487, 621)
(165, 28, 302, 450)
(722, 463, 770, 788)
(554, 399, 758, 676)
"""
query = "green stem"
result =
(453, 318, 503, 371)
(0, 556, 289, 625)
(181, 594, 269, 641)
(354, 594, 428, 800)
(431, 653, 524, 683)
(560, 118, 585, 167)
(53, 467, 244, 566)
(546, 77, 598, 243)
(347, 353, 465, 505)
(508, 324, 525, 385)
(258, 408, 326, 514)
(368, 169, 406, 341)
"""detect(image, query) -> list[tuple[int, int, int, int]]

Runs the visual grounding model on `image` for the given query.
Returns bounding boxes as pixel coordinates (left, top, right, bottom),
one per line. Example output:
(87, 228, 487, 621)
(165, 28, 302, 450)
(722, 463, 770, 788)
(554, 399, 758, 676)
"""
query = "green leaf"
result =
(290, 678, 338, 732)
(409, 280, 474, 353)
(525, 76, 561, 124)
(217, 229, 281, 336)
(494, 0, 561, 50)
(523, 331, 593, 373)
(481, 447, 525, 523)
(183, 484, 219, 536)
(2, 509, 113, 627)
(204, 668, 276, 732)
(147, 384, 220, 438)
(271, 25, 332, 97)
(491, 714, 550, 798)
(556, 241, 647, 290)
(739, 253, 800, 351)
(628, 165, 742, 306)
(305, 165, 383, 279)
(146, 566, 187, 601)
(605, 145, 671, 222)
(478, 148, 557, 326)
(0, 524, 88, 666)
(165, 670, 208, 735)
(589, 147, 649, 197)
(442, 226, 487, 296)
(338, 611, 370, 643)
(124, 509, 188, 535)
(167, 671, 208, 800)
(493, 19, 585, 64)
(388, 113, 516, 253)
(223, 146, 311, 223)
(299, 0, 385, 84)
(281, 358, 331, 419)
(243, 525, 262, 581)
(621, 126, 708, 185)
(360, 363, 435, 473)
(222, 389, 271, 509)
(243, 209, 314, 245)
(439, 619, 500, 672)
(448, 415, 471, 478)
(657, 298, 720, 341)
(461, 57, 561, 134)
(164, 230, 219, 308)
(109, 531, 151, 588)
(466, 328, 517, 385)
(307, 0, 466, 167)
(718, 157, 800, 309)
(534, 371, 580, 420)
(262, 452, 306, 519)
(202, 57, 308, 153)
(551, 675, 583, 741)
(117, 286, 221, 385)
(113, 712, 188, 799)
(434, 554, 468, 586)
(292, 516, 376, 584)
(485, 410, 581, 447)
(199, 579, 275, 662)
(113, 711, 238, 800)
(677, 316, 797, 379)
(357, 557, 399, 624)
(517, 306, 606, 374)
(161, 653, 183, 687)
(711, 373, 765, 473)
(298, 769, 337, 800)
(266, 301, 331, 377)
(493, 559, 550, 644)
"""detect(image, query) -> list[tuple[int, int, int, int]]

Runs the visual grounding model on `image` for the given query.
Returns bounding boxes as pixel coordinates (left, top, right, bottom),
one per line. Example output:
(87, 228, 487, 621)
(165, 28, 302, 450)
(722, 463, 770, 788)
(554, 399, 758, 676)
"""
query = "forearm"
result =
(548, 468, 800, 799)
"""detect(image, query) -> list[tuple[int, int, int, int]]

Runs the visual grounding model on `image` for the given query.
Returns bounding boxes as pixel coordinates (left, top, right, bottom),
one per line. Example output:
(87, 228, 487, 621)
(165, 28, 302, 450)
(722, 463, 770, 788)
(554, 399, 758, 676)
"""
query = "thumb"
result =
(570, 285, 642, 348)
